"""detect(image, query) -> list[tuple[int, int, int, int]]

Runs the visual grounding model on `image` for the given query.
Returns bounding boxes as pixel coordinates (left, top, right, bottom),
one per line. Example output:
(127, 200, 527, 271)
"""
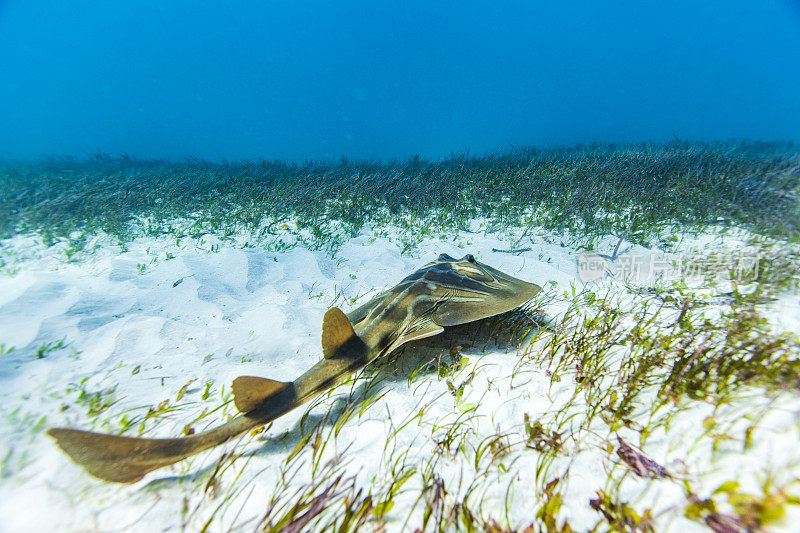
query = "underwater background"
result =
(3, 2, 800, 532)
(1, 0, 800, 162)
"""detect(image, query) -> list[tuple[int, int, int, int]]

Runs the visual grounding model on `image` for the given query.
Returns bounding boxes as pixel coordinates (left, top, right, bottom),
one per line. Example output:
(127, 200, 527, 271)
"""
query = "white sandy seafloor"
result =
(0, 220, 798, 532)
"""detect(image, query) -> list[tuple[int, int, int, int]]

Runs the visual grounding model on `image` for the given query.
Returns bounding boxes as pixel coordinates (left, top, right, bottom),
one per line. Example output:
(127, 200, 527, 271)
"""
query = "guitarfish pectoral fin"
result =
(231, 376, 292, 413)
(383, 319, 444, 355)
(429, 280, 542, 327)
(321, 307, 367, 359)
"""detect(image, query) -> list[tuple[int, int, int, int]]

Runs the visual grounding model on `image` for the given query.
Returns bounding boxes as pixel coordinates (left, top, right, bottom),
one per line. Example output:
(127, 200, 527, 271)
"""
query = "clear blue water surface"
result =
(1, 0, 799, 161)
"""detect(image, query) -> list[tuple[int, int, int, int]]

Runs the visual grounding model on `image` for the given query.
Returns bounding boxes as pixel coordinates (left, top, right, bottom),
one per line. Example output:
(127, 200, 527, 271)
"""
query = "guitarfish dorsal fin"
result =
(231, 376, 291, 413)
(321, 307, 366, 359)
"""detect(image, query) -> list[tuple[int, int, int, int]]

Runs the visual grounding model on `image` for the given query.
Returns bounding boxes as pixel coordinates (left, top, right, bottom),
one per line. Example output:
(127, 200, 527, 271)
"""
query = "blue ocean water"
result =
(1, 0, 799, 162)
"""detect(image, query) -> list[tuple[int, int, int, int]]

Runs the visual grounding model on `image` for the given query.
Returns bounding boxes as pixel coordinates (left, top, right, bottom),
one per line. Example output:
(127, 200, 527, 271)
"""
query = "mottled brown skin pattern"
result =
(48, 254, 542, 483)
